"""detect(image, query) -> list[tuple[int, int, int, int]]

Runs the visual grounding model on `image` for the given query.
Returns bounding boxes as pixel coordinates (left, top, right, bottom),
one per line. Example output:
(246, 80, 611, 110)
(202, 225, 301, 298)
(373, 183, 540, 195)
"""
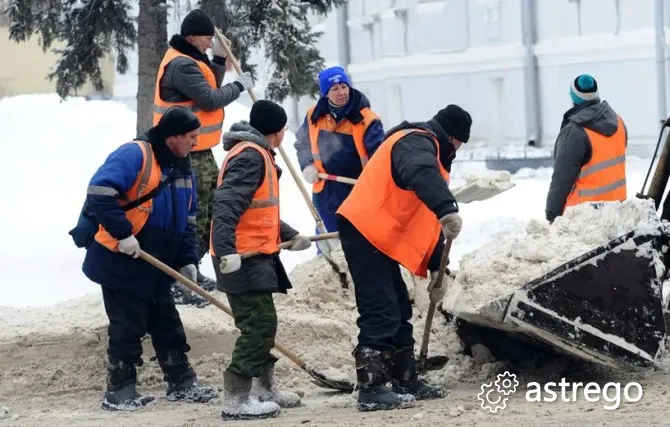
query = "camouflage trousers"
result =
(225, 292, 280, 378)
(190, 149, 220, 263)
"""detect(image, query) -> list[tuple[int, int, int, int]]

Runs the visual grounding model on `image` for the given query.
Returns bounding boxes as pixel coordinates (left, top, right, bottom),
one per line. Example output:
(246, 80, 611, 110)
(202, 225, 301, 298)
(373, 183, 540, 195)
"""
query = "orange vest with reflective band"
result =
(336, 128, 450, 278)
(564, 116, 627, 210)
(210, 142, 280, 256)
(153, 47, 225, 152)
(307, 105, 380, 193)
(94, 140, 162, 251)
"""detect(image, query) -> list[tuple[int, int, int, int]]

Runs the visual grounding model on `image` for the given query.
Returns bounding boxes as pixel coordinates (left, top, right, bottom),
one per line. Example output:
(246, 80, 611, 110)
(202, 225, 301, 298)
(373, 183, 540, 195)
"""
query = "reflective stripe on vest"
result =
(336, 128, 450, 278)
(209, 142, 281, 256)
(152, 47, 225, 152)
(92, 140, 163, 251)
(564, 116, 627, 209)
(307, 105, 376, 194)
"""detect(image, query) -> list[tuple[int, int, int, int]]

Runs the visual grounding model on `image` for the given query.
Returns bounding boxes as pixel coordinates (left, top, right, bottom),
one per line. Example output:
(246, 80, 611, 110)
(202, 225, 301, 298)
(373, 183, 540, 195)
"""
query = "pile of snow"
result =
(444, 198, 663, 313)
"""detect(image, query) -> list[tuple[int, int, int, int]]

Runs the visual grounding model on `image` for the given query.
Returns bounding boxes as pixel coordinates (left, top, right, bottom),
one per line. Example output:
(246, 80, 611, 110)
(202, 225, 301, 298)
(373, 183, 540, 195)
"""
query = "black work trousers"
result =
(336, 215, 415, 351)
(101, 286, 189, 364)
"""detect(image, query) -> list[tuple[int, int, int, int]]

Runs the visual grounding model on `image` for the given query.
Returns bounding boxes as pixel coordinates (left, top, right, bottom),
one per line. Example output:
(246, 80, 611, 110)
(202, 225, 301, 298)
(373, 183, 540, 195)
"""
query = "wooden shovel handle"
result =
(239, 232, 339, 259)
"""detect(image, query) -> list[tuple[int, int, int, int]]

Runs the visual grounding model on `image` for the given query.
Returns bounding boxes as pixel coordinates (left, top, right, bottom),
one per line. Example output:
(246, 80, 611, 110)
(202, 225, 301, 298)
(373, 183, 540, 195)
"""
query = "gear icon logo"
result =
(495, 371, 519, 396)
(477, 382, 508, 413)
(477, 371, 519, 413)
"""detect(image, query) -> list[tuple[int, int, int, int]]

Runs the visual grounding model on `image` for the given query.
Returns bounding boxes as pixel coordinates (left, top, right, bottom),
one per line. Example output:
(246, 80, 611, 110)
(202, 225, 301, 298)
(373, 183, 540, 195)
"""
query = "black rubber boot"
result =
(390, 346, 446, 400)
(158, 349, 219, 403)
(354, 346, 415, 412)
(101, 357, 155, 411)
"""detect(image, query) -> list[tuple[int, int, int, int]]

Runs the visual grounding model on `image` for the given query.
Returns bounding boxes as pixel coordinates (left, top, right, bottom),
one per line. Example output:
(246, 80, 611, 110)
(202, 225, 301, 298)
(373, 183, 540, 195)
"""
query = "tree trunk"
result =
(136, 0, 168, 136)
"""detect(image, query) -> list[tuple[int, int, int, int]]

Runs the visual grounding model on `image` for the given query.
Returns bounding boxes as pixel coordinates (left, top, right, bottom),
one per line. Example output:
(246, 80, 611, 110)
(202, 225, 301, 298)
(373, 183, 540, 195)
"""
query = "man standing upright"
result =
(546, 74, 628, 222)
(154, 8, 254, 294)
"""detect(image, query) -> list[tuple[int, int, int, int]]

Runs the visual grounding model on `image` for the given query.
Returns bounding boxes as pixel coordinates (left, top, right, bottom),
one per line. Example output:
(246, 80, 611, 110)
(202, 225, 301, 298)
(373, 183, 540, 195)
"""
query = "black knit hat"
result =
(250, 100, 288, 135)
(180, 9, 215, 37)
(433, 104, 472, 143)
(157, 106, 201, 137)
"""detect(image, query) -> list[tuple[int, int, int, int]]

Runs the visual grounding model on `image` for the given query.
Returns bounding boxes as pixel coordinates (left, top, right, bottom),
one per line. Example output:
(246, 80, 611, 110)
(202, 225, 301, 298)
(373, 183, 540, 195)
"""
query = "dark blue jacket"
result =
(294, 89, 385, 213)
(82, 129, 198, 300)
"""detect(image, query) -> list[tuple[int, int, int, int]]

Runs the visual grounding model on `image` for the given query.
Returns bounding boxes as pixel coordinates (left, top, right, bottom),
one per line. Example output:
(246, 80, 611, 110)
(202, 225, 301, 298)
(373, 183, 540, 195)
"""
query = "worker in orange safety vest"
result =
(335, 104, 473, 412)
(546, 73, 627, 222)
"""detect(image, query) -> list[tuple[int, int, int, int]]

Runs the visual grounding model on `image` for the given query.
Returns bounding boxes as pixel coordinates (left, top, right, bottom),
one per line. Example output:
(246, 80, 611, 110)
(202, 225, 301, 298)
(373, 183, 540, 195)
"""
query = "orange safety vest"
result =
(94, 140, 162, 251)
(153, 47, 225, 152)
(336, 128, 450, 278)
(210, 142, 281, 256)
(307, 105, 380, 193)
(564, 116, 627, 210)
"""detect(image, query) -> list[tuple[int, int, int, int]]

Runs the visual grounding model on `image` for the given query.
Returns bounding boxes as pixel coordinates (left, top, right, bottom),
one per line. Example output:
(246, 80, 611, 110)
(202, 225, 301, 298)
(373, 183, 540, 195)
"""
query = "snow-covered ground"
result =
(0, 94, 656, 308)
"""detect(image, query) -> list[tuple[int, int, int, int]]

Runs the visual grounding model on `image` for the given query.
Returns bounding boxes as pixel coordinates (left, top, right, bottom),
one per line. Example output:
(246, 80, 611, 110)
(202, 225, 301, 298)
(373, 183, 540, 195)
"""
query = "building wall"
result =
(0, 27, 115, 97)
(286, 0, 670, 158)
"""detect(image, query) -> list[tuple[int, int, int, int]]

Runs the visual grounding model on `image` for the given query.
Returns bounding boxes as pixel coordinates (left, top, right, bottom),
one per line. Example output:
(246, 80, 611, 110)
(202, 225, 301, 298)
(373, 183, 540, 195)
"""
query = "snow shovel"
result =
(316, 173, 515, 204)
(417, 238, 453, 373)
(139, 249, 355, 393)
(214, 28, 349, 291)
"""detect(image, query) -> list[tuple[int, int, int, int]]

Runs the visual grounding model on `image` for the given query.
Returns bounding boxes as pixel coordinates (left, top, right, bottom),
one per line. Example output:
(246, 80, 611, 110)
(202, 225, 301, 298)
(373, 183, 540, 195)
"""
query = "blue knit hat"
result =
(570, 74, 599, 105)
(318, 66, 351, 97)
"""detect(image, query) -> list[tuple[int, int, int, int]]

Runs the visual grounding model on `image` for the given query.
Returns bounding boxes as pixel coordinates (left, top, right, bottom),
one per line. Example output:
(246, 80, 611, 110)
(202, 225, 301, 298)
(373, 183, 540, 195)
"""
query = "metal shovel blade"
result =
(304, 364, 355, 393)
(453, 181, 515, 204)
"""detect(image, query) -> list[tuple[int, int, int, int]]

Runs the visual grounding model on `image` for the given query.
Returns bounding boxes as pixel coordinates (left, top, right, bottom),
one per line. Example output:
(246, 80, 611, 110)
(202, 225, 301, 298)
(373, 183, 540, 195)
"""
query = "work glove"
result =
(302, 164, 319, 184)
(118, 235, 141, 258)
(427, 270, 451, 304)
(219, 254, 242, 274)
(439, 212, 463, 240)
(287, 234, 312, 251)
(211, 33, 230, 57)
(234, 72, 254, 91)
(179, 264, 197, 283)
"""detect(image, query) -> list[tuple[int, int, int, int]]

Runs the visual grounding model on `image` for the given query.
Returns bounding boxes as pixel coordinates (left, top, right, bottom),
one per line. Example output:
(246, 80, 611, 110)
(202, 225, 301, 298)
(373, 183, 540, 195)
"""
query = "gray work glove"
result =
(234, 72, 254, 91)
(176, 264, 198, 293)
(439, 212, 463, 240)
(118, 235, 141, 258)
(211, 33, 230, 57)
(428, 270, 450, 303)
(219, 254, 242, 274)
(302, 164, 320, 184)
(287, 234, 312, 251)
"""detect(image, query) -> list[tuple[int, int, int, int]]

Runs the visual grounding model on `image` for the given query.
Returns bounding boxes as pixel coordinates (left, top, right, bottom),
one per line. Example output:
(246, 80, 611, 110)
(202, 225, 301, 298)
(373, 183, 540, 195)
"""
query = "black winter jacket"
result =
(210, 122, 299, 294)
(158, 35, 242, 114)
(545, 100, 628, 222)
(364, 119, 460, 271)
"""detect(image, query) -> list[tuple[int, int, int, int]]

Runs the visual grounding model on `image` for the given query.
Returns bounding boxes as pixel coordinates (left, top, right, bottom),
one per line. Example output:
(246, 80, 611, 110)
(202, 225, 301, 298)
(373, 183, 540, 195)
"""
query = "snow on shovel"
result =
(317, 172, 515, 204)
(138, 234, 355, 393)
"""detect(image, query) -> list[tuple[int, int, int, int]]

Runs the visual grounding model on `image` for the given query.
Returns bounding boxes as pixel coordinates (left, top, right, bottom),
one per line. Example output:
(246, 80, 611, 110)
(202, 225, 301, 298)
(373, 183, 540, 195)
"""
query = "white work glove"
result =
(428, 270, 450, 304)
(287, 235, 312, 251)
(219, 254, 242, 274)
(302, 164, 319, 184)
(439, 212, 463, 240)
(211, 33, 230, 57)
(234, 72, 254, 91)
(118, 235, 141, 258)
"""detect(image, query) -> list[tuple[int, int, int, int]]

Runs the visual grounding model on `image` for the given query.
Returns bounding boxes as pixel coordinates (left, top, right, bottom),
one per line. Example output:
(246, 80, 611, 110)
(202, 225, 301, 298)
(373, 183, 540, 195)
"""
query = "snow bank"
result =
(444, 198, 663, 313)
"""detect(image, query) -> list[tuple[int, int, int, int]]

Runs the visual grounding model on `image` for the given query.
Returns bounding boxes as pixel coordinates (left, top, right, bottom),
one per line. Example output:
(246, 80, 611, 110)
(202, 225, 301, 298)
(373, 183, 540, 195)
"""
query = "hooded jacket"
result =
(210, 122, 299, 294)
(82, 128, 198, 300)
(546, 100, 628, 222)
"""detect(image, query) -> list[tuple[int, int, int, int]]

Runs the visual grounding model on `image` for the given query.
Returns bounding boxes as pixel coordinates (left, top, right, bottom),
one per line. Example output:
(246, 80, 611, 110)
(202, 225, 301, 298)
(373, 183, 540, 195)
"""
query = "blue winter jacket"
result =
(294, 89, 385, 214)
(82, 130, 198, 300)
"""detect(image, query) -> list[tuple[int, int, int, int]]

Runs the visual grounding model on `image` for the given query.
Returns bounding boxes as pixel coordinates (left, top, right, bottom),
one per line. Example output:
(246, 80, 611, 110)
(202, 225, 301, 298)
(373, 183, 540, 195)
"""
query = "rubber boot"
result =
(101, 357, 155, 411)
(354, 346, 415, 412)
(390, 346, 446, 400)
(221, 371, 280, 420)
(251, 363, 301, 408)
(158, 349, 219, 403)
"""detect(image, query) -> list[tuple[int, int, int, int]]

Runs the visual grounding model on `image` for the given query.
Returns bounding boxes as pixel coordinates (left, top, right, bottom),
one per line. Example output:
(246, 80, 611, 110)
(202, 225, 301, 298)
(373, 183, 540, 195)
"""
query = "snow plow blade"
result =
(448, 225, 670, 371)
